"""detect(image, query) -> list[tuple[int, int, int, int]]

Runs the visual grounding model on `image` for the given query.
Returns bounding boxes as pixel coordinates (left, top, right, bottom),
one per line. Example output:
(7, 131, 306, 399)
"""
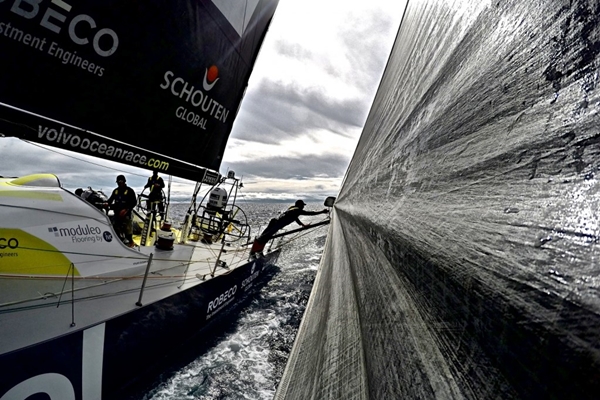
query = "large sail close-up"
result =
(277, 0, 600, 398)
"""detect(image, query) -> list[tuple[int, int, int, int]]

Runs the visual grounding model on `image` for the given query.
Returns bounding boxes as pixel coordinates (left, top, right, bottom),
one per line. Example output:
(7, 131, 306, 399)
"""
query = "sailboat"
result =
(0, 0, 282, 398)
(276, 1, 600, 399)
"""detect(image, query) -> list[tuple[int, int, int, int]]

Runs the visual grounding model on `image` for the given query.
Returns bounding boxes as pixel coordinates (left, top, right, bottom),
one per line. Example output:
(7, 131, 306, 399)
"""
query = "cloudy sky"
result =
(0, 0, 406, 202)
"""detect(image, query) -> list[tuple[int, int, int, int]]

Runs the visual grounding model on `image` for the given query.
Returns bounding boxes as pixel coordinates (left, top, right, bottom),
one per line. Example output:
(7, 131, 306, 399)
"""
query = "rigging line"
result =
(17, 139, 197, 185)
(269, 218, 331, 240)
(1, 265, 202, 301)
(0, 268, 212, 282)
(2, 246, 199, 269)
(0, 253, 253, 311)
(11, 245, 147, 260)
(0, 203, 112, 225)
(0, 115, 37, 134)
(0, 249, 232, 276)
(242, 0, 248, 35)
(273, 232, 308, 248)
(5, 240, 223, 264)
(0, 277, 131, 308)
(0, 261, 212, 294)
(0, 260, 199, 279)
(0, 264, 235, 313)
(0, 278, 180, 312)
(270, 221, 329, 249)
(22, 139, 148, 177)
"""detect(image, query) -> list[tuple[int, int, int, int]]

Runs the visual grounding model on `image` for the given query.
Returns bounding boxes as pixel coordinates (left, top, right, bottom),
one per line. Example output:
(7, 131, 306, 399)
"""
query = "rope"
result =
(0, 205, 324, 314)
(0, 203, 111, 225)
(19, 139, 196, 185)
(0, 252, 250, 312)
(268, 217, 330, 251)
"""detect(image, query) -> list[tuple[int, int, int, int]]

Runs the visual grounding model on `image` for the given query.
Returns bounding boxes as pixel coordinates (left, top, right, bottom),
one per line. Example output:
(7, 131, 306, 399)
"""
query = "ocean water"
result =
(130, 202, 329, 400)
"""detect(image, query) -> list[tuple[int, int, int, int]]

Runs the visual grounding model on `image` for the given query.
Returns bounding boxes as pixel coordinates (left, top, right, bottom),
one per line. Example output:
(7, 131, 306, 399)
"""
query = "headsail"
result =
(0, 0, 278, 181)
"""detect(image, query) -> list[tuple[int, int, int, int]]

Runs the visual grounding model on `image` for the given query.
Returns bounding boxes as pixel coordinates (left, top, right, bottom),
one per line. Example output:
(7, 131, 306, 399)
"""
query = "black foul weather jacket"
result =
(107, 186, 137, 215)
(144, 176, 165, 201)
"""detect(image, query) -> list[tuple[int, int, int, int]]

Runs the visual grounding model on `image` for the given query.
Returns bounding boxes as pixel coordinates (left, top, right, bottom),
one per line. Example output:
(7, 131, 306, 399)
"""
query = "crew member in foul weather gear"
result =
(107, 174, 137, 247)
(250, 200, 328, 256)
(144, 170, 165, 218)
(76, 187, 110, 213)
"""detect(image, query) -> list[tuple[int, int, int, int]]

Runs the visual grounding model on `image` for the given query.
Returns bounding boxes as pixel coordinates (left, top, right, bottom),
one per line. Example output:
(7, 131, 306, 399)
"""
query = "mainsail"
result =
(0, 2, 282, 398)
(277, 0, 600, 399)
(0, 0, 278, 182)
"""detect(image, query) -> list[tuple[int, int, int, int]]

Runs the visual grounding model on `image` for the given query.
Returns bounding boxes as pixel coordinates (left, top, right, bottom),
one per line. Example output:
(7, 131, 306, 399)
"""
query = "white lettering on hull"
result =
(0, 323, 106, 400)
(82, 324, 105, 400)
(0, 373, 75, 400)
(207, 285, 238, 313)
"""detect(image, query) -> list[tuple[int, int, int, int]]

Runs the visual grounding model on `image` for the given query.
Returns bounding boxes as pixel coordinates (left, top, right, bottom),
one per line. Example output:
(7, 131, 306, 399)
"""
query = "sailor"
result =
(107, 174, 137, 247)
(75, 188, 84, 197)
(144, 170, 165, 218)
(82, 187, 110, 213)
(250, 200, 328, 256)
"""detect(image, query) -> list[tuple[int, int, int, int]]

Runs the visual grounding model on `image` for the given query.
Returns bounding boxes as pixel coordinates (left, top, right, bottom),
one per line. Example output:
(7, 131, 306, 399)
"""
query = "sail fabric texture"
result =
(0, 0, 278, 178)
(277, 0, 600, 398)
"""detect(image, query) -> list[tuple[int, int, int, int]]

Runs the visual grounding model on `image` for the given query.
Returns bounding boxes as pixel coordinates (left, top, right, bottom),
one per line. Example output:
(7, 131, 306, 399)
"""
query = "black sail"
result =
(0, 0, 278, 182)
(277, 1, 600, 399)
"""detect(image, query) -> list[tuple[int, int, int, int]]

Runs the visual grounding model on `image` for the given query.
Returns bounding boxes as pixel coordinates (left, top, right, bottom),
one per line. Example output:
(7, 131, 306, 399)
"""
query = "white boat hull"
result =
(0, 175, 280, 398)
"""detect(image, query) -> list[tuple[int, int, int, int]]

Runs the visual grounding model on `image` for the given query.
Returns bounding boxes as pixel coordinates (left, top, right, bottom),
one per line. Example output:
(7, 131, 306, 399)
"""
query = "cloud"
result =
(0, 139, 166, 192)
(0, 1, 406, 202)
(229, 2, 405, 151)
(231, 79, 367, 144)
(339, 9, 400, 92)
(275, 40, 314, 61)
(222, 152, 349, 180)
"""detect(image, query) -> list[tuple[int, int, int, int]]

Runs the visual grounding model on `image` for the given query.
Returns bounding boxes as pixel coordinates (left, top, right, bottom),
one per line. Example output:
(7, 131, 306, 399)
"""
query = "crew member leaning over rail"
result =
(250, 200, 328, 256)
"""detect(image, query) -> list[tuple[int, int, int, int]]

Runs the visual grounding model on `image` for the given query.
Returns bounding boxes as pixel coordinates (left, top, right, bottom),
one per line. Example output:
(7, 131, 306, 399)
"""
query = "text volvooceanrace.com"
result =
(37, 125, 170, 171)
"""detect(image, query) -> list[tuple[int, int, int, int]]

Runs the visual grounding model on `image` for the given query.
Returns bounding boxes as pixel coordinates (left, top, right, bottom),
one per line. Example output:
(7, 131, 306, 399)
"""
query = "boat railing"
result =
(135, 253, 154, 307)
(191, 204, 250, 245)
(55, 252, 156, 322)
(136, 188, 168, 215)
(57, 263, 77, 328)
